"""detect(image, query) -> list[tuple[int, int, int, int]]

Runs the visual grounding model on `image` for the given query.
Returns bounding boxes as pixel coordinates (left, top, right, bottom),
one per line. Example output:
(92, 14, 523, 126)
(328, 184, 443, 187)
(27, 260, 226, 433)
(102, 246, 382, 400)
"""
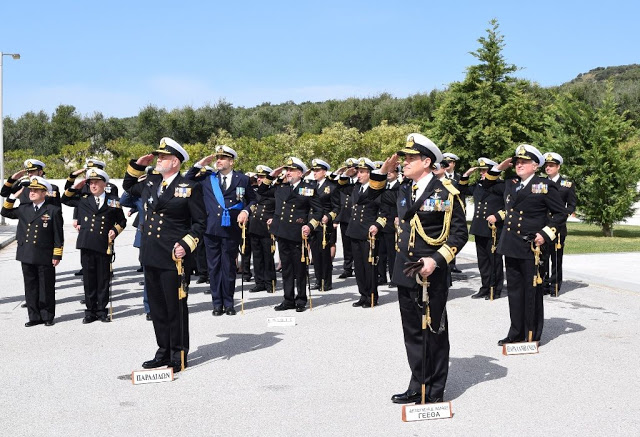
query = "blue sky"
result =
(1, 0, 638, 118)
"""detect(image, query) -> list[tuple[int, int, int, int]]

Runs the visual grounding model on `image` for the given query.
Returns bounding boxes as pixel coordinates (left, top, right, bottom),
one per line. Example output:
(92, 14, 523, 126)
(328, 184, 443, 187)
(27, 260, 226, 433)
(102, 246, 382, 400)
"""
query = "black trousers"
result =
(310, 229, 333, 289)
(81, 249, 111, 318)
(377, 231, 396, 283)
(277, 237, 308, 306)
(475, 235, 504, 295)
(397, 265, 450, 400)
(241, 235, 252, 276)
(542, 233, 566, 293)
(204, 234, 239, 308)
(22, 262, 56, 322)
(145, 266, 189, 364)
(505, 256, 544, 342)
(195, 243, 208, 278)
(351, 238, 378, 303)
(250, 233, 276, 290)
(339, 222, 353, 273)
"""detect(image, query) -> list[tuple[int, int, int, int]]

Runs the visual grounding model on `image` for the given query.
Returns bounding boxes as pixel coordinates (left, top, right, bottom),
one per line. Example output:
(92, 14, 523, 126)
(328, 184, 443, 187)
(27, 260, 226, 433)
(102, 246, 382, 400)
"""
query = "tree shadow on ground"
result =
(446, 355, 508, 401)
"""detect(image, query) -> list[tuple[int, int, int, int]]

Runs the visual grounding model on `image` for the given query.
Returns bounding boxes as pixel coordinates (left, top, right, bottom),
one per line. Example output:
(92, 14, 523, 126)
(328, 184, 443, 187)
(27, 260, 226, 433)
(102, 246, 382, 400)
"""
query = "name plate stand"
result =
(402, 401, 453, 421)
(131, 367, 174, 385)
(502, 341, 539, 356)
(267, 317, 296, 327)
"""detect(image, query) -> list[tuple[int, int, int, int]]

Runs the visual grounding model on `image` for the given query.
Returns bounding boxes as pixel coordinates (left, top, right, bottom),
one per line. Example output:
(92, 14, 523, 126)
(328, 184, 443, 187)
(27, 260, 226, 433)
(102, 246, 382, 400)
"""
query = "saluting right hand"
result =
(11, 169, 26, 180)
(136, 154, 155, 166)
(73, 178, 87, 190)
(463, 167, 477, 177)
(496, 158, 513, 171)
(198, 154, 215, 167)
(271, 166, 285, 178)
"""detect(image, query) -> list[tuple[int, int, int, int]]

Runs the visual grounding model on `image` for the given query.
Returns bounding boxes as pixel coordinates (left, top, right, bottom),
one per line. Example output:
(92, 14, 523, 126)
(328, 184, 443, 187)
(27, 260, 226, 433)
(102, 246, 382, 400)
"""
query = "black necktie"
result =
(221, 175, 227, 191)
(516, 183, 524, 193)
(95, 197, 100, 207)
(411, 184, 418, 201)
(34, 205, 39, 213)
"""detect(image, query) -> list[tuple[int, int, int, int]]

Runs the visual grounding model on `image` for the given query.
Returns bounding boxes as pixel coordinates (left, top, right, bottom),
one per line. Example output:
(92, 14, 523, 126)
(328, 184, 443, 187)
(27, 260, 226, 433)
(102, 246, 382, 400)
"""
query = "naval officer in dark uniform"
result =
(123, 137, 206, 373)
(541, 152, 577, 296)
(390, 133, 468, 405)
(1, 159, 61, 207)
(494, 145, 568, 345)
(309, 158, 339, 292)
(459, 157, 506, 299)
(184, 145, 256, 315)
(378, 165, 400, 287)
(334, 158, 358, 279)
(259, 157, 322, 312)
(248, 165, 277, 293)
(2, 177, 64, 327)
(62, 168, 127, 323)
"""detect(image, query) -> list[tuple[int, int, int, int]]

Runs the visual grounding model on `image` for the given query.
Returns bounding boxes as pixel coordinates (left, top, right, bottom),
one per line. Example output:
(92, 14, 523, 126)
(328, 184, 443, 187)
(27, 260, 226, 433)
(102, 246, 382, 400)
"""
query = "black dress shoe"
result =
(377, 278, 388, 285)
(196, 276, 209, 284)
(249, 285, 267, 293)
(274, 302, 295, 311)
(338, 271, 352, 279)
(361, 300, 374, 308)
(295, 305, 306, 312)
(212, 306, 224, 316)
(136, 266, 144, 272)
(74, 269, 84, 276)
(352, 299, 365, 307)
(225, 307, 237, 315)
(388, 282, 397, 288)
(497, 337, 520, 346)
(169, 361, 184, 373)
(145, 313, 152, 321)
(82, 315, 98, 324)
(142, 357, 170, 369)
(100, 316, 111, 323)
(391, 389, 421, 404)
(44, 320, 55, 326)
(451, 266, 462, 273)
(323, 285, 333, 291)
(312, 283, 321, 290)
(485, 293, 501, 300)
(21, 302, 27, 308)
(138, 281, 145, 286)
(25, 320, 43, 327)
(242, 275, 253, 282)
(471, 292, 489, 299)
(80, 299, 86, 305)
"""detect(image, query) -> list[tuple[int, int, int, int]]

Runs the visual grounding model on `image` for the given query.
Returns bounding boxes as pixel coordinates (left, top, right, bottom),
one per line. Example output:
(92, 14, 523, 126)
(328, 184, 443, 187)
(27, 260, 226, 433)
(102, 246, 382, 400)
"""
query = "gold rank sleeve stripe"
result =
(309, 218, 319, 229)
(458, 179, 469, 186)
(437, 244, 456, 264)
(182, 234, 198, 252)
(498, 210, 506, 220)
(338, 178, 349, 186)
(329, 211, 337, 220)
(3, 199, 16, 208)
(542, 226, 557, 241)
(114, 224, 124, 234)
(369, 179, 385, 190)
(376, 217, 387, 227)
(4, 181, 13, 188)
(53, 247, 64, 256)
(64, 189, 76, 197)
(485, 172, 499, 181)
(127, 164, 145, 178)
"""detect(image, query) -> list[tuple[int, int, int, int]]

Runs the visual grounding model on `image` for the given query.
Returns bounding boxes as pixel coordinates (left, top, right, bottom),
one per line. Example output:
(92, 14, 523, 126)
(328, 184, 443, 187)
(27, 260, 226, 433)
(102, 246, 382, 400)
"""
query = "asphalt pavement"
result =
(0, 210, 639, 436)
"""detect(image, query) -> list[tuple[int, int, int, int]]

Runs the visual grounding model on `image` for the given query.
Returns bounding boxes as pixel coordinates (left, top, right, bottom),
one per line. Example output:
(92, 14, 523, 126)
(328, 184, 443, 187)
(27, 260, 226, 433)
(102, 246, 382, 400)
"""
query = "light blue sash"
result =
(210, 174, 243, 226)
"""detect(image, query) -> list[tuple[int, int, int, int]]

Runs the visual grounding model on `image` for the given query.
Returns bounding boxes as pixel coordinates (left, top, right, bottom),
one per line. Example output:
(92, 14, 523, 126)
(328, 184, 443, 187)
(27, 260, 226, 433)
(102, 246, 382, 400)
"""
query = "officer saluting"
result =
(248, 165, 277, 293)
(391, 133, 468, 405)
(494, 145, 568, 345)
(459, 157, 506, 299)
(1, 159, 61, 207)
(541, 152, 576, 296)
(2, 177, 64, 327)
(62, 168, 127, 323)
(259, 157, 322, 312)
(123, 137, 206, 373)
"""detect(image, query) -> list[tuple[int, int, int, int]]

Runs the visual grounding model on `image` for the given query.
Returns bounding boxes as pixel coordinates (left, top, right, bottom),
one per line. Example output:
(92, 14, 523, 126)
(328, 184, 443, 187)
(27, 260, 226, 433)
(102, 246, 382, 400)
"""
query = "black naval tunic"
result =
(258, 175, 322, 308)
(1, 198, 64, 323)
(249, 183, 277, 292)
(123, 160, 206, 365)
(542, 175, 576, 294)
(309, 177, 340, 291)
(458, 172, 506, 298)
(378, 179, 400, 284)
(335, 176, 356, 276)
(392, 175, 468, 401)
(345, 172, 388, 306)
(496, 174, 567, 342)
(62, 187, 127, 319)
(1, 177, 62, 207)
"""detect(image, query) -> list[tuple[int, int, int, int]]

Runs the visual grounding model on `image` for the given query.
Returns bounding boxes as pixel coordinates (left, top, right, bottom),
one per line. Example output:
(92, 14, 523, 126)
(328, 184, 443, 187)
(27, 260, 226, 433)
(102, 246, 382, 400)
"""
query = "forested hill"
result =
(566, 64, 640, 84)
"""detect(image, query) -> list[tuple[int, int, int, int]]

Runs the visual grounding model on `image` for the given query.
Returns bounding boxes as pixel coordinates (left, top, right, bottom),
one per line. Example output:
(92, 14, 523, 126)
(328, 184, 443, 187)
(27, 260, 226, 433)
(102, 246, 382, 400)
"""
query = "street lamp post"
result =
(0, 52, 21, 226)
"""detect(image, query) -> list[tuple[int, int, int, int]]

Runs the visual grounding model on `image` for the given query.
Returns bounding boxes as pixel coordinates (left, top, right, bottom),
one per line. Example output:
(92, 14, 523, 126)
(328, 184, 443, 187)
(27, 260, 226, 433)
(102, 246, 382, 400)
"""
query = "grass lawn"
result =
(466, 222, 640, 254)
